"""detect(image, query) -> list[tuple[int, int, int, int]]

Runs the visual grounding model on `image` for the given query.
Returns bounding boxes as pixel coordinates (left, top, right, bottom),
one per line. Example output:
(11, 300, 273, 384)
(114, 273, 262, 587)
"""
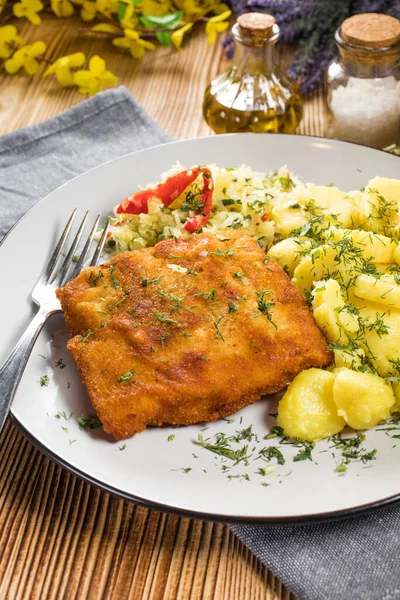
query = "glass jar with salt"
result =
(325, 13, 400, 151)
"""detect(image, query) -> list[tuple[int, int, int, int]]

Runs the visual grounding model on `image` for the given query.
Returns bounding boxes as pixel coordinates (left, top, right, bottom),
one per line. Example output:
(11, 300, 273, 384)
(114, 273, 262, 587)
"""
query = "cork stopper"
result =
(341, 13, 400, 48)
(237, 13, 276, 38)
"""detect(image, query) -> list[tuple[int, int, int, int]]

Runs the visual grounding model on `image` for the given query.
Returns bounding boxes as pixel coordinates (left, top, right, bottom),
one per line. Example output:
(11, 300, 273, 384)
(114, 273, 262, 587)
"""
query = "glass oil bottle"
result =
(203, 12, 303, 134)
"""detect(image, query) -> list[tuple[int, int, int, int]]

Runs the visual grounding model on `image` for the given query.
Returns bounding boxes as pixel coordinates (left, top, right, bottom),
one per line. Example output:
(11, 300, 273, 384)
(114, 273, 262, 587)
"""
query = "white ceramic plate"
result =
(2, 134, 400, 524)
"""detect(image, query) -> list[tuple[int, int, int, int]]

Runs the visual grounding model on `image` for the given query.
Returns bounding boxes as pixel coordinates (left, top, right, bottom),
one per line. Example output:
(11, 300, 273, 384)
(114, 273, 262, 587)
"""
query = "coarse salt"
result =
(328, 77, 400, 149)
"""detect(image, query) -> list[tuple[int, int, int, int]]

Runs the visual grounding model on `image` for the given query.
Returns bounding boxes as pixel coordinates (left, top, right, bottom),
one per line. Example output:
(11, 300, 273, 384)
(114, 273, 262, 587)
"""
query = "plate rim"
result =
(10, 413, 400, 525)
(3, 132, 400, 525)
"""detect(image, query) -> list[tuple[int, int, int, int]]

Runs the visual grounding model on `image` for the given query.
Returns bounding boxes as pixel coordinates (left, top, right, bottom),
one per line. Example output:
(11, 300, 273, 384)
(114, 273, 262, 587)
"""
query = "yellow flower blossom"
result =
(96, 0, 117, 18)
(73, 55, 117, 95)
(43, 52, 85, 85)
(81, 0, 96, 20)
(13, 0, 44, 25)
(175, 0, 226, 19)
(0, 0, 6, 15)
(92, 23, 121, 33)
(51, 0, 74, 17)
(113, 29, 155, 58)
(119, 4, 139, 29)
(205, 9, 230, 45)
(212, 1, 229, 14)
(171, 22, 193, 51)
(141, 0, 172, 16)
(0, 25, 25, 59)
(5, 40, 47, 75)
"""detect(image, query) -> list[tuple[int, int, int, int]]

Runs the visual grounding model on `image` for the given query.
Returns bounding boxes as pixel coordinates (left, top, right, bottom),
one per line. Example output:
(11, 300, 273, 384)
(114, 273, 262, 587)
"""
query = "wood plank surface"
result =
(0, 14, 326, 599)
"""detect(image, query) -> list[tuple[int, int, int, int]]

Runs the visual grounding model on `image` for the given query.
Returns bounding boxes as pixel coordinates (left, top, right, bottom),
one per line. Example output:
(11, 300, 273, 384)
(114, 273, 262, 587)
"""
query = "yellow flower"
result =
(13, 0, 44, 25)
(96, 0, 117, 18)
(92, 23, 121, 33)
(5, 40, 46, 74)
(0, 0, 6, 15)
(174, 0, 228, 19)
(171, 22, 193, 51)
(118, 3, 139, 29)
(141, 0, 172, 16)
(113, 29, 155, 58)
(73, 55, 117, 95)
(43, 52, 85, 85)
(212, 1, 229, 14)
(81, 0, 96, 20)
(205, 9, 230, 45)
(0, 25, 25, 59)
(51, 0, 74, 16)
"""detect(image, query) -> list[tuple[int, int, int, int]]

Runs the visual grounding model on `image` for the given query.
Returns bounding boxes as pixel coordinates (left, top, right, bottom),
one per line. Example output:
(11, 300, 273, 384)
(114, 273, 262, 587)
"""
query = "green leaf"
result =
(117, 1, 127, 21)
(157, 31, 172, 45)
(140, 10, 183, 30)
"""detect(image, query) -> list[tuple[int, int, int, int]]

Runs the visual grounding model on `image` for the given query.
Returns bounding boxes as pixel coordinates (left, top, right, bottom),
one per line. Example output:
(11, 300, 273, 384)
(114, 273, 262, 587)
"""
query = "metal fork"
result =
(0, 210, 110, 434)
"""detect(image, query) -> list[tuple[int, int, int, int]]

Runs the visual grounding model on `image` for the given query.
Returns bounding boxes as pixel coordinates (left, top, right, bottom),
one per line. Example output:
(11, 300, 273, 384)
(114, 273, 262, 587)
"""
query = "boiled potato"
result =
(306, 185, 355, 228)
(354, 274, 400, 309)
(277, 369, 345, 441)
(333, 348, 365, 371)
(360, 177, 400, 236)
(367, 176, 400, 204)
(267, 238, 311, 276)
(332, 368, 395, 430)
(292, 245, 339, 292)
(324, 227, 397, 264)
(352, 297, 400, 377)
(391, 382, 400, 412)
(393, 245, 400, 266)
(292, 244, 358, 293)
(312, 280, 345, 342)
(271, 202, 308, 238)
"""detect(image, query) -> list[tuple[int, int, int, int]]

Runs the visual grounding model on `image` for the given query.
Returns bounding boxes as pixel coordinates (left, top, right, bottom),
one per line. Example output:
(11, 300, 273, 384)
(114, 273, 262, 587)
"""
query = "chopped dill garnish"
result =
(154, 312, 181, 326)
(255, 289, 277, 329)
(55, 410, 72, 420)
(258, 446, 285, 465)
(214, 315, 225, 341)
(108, 291, 129, 311)
(79, 329, 92, 343)
(118, 369, 135, 383)
(55, 358, 66, 369)
(141, 275, 164, 287)
(193, 288, 218, 301)
(109, 264, 119, 288)
(40, 375, 49, 387)
(78, 415, 102, 430)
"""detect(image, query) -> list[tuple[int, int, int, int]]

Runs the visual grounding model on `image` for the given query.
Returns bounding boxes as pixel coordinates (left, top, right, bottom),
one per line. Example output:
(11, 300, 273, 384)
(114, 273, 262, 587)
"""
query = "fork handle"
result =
(0, 309, 52, 434)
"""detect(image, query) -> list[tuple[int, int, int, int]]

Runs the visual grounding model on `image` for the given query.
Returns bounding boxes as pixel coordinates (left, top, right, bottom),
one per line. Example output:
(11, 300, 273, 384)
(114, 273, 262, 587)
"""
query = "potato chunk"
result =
(324, 227, 397, 264)
(277, 368, 345, 441)
(312, 279, 359, 343)
(354, 274, 400, 309)
(267, 238, 311, 277)
(332, 368, 395, 430)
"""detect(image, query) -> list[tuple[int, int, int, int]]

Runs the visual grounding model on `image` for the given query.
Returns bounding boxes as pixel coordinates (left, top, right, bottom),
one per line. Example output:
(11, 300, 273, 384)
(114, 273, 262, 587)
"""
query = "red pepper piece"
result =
(116, 167, 214, 233)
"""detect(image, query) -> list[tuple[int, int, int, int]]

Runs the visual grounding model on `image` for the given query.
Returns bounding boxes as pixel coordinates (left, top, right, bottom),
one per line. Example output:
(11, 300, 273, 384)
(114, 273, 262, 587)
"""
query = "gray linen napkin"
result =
(1, 86, 399, 600)
(0, 86, 170, 238)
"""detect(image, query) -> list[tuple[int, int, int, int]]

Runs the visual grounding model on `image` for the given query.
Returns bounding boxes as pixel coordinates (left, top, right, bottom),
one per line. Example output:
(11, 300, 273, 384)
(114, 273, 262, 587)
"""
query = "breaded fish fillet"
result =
(57, 231, 331, 440)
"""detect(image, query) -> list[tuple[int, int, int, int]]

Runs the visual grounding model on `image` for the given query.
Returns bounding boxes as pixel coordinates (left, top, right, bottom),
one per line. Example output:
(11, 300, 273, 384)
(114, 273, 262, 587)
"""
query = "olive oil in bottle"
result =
(203, 13, 303, 135)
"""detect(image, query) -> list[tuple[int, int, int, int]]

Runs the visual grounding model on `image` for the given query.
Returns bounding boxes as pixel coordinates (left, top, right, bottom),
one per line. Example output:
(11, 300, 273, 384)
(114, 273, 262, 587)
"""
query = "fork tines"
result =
(48, 210, 110, 289)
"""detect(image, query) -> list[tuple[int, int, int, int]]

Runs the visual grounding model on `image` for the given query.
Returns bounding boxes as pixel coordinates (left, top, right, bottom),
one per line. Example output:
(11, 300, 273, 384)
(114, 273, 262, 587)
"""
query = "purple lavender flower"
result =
(222, 35, 235, 59)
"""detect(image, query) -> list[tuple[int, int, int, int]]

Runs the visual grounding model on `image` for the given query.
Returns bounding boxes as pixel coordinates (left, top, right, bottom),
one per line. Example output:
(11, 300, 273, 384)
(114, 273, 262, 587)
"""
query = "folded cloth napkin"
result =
(1, 86, 400, 600)
(0, 87, 170, 239)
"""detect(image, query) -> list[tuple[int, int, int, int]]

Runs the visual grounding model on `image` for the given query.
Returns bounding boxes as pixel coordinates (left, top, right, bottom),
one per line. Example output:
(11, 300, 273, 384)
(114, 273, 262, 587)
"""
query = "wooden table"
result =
(0, 15, 326, 599)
